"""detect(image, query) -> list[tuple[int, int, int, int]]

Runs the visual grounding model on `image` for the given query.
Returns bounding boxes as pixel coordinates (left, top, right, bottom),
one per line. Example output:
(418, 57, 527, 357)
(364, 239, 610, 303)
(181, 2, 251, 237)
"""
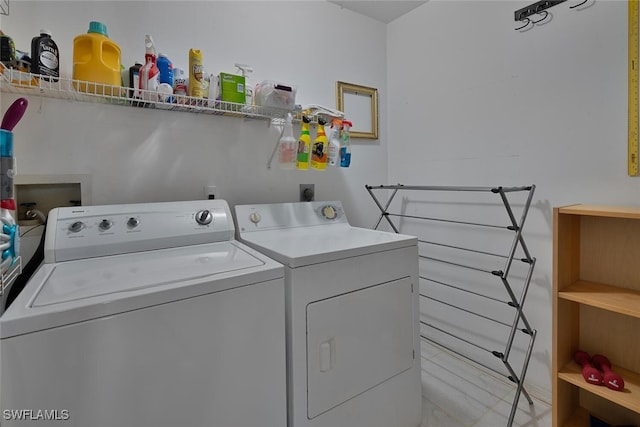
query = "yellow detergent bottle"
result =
(296, 115, 311, 170)
(310, 118, 328, 171)
(72, 21, 121, 95)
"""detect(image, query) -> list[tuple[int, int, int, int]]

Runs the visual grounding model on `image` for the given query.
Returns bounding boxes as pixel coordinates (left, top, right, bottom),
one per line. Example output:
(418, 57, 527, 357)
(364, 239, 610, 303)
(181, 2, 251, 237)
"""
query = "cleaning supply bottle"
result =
(173, 67, 188, 104)
(340, 120, 352, 167)
(188, 48, 203, 99)
(139, 35, 159, 102)
(235, 63, 254, 108)
(296, 116, 311, 170)
(310, 118, 328, 171)
(72, 21, 121, 95)
(327, 118, 342, 167)
(278, 113, 297, 170)
(30, 29, 59, 81)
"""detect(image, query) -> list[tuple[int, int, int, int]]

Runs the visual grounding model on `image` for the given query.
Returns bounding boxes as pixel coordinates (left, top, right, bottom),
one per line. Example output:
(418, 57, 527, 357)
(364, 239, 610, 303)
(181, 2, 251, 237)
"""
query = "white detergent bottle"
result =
(278, 114, 297, 170)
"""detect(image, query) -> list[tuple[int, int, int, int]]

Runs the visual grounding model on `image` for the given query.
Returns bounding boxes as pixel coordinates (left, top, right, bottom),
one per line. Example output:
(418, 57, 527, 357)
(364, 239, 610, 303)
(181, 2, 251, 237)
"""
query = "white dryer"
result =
(0, 200, 286, 427)
(235, 201, 422, 427)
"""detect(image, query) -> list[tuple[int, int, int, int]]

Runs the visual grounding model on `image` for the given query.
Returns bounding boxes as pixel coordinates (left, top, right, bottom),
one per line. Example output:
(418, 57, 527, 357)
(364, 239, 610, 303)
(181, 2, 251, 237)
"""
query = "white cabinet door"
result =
(306, 277, 415, 419)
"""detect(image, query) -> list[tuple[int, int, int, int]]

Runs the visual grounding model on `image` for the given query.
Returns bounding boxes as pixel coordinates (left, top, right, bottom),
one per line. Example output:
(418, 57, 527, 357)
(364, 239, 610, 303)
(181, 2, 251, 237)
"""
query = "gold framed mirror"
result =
(336, 81, 378, 139)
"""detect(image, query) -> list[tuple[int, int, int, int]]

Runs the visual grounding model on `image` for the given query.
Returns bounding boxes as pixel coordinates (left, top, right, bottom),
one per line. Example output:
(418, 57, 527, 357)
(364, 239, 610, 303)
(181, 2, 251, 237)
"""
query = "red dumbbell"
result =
(592, 354, 625, 391)
(574, 351, 603, 385)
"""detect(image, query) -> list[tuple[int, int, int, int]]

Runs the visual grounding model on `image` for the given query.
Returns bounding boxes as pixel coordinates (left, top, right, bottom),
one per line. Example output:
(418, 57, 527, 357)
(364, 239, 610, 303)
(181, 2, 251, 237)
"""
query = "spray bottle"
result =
(327, 118, 342, 167)
(235, 63, 254, 108)
(340, 120, 352, 167)
(310, 118, 328, 171)
(296, 116, 311, 170)
(278, 113, 297, 169)
(139, 35, 159, 102)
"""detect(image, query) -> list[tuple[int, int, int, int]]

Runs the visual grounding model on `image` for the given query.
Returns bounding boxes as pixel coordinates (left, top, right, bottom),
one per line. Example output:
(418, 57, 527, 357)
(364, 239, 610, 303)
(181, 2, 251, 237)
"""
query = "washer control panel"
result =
(236, 201, 347, 232)
(46, 200, 235, 263)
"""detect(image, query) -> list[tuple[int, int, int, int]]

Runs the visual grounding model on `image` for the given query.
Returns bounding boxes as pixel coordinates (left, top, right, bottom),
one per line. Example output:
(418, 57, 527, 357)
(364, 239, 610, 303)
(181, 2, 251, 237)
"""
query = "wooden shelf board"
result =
(558, 205, 640, 219)
(558, 281, 640, 318)
(558, 361, 640, 414)
(561, 407, 590, 427)
(558, 280, 640, 318)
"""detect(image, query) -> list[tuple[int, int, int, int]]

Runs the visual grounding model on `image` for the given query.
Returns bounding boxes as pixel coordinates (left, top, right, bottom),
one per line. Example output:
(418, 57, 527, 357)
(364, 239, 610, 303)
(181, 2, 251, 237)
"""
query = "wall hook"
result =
(531, 10, 549, 23)
(569, 0, 588, 9)
(515, 17, 532, 31)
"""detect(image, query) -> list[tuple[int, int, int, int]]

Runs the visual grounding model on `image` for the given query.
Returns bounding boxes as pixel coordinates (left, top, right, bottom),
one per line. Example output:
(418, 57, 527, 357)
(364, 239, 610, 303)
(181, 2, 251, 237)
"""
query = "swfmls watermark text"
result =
(3, 409, 70, 421)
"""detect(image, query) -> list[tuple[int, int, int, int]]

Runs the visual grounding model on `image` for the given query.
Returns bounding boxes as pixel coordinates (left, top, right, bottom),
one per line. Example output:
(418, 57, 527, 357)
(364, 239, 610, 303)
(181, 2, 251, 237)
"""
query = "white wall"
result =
(1, 0, 388, 227)
(388, 0, 636, 400)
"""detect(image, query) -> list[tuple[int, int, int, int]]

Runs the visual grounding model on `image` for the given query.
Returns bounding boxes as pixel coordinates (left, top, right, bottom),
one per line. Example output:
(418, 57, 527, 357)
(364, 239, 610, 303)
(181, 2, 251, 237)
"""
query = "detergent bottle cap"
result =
(302, 115, 311, 124)
(88, 21, 108, 37)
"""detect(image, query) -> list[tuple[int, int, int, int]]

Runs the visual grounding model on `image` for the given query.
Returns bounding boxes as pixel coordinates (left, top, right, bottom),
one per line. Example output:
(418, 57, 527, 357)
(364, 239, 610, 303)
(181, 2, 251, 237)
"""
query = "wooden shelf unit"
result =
(553, 204, 640, 427)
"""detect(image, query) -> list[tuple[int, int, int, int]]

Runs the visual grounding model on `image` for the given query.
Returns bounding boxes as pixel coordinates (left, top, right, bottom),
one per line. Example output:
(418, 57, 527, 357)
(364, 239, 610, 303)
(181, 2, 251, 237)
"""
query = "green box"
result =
(219, 72, 246, 104)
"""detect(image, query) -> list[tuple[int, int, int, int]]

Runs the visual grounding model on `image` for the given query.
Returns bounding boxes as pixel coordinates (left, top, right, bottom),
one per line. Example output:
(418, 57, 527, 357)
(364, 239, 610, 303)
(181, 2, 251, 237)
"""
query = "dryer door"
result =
(306, 277, 415, 419)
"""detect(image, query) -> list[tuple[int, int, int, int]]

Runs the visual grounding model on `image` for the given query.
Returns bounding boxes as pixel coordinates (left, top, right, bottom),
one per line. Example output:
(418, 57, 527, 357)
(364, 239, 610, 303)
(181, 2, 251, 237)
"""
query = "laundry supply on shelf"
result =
(296, 116, 312, 170)
(140, 35, 159, 102)
(72, 21, 121, 95)
(30, 29, 58, 81)
(278, 113, 297, 170)
(188, 48, 203, 98)
(327, 118, 342, 167)
(311, 118, 328, 171)
(340, 120, 352, 167)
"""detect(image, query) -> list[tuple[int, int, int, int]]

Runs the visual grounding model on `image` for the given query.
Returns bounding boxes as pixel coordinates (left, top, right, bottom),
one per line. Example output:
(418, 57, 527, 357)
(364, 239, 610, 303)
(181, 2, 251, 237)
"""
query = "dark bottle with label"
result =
(129, 62, 143, 107)
(0, 33, 16, 64)
(31, 29, 59, 81)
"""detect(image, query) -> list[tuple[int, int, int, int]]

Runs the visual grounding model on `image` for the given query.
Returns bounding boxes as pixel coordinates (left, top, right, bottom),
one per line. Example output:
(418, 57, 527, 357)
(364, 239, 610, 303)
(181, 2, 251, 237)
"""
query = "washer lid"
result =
(33, 241, 265, 307)
(0, 241, 283, 338)
(239, 224, 416, 268)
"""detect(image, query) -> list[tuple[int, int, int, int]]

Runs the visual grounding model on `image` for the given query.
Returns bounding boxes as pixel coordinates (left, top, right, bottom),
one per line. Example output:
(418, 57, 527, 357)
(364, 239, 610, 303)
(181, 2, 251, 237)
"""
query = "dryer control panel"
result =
(45, 200, 235, 263)
(236, 201, 347, 232)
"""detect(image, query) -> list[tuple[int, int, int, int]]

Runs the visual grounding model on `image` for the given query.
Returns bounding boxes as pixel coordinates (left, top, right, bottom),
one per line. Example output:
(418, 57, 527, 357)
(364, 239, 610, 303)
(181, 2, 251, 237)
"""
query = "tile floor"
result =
(420, 340, 552, 427)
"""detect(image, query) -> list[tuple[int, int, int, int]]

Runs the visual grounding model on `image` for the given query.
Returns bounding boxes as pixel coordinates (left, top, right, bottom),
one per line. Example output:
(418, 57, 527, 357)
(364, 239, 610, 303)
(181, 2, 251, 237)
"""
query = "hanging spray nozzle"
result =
(234, 63, 253, 77)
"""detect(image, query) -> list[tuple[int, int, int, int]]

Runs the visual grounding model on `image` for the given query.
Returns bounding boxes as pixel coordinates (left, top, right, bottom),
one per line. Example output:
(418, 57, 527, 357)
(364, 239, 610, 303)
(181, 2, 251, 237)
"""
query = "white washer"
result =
(235, 201, 422, 427)
(0, 200, 286, 427)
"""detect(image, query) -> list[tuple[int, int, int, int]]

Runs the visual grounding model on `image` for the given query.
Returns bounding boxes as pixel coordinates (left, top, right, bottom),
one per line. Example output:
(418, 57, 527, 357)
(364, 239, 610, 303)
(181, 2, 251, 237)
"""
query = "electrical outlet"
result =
(204, 185, 217, 200)
(300, 184, 314, 202)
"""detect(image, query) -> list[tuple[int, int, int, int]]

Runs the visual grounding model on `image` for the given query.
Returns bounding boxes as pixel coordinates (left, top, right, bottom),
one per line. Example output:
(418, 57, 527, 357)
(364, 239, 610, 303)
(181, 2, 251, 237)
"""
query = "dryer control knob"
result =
(249, 212, 261, 224)
(69, 221, 85, 233)
(322, 205, 337, 220)
(99, 219, 113, 231)
(127, 217, 140, 228)
(196, 209, 213, 226)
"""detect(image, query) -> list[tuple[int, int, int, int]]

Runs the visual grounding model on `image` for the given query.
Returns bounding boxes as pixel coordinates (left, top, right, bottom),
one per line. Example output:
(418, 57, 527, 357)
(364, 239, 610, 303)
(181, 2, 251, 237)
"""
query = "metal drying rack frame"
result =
(365, 184, 537, 427)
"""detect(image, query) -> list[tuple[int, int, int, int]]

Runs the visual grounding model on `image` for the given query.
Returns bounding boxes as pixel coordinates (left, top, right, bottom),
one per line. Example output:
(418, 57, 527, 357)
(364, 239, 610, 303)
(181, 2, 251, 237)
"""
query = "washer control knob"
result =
(99, 219, 113, 231)
(322, 205, 337, 220)
(127, 217, 140, 228)
(196, 209, 213, 226)
(69, 221, 84, 233)
(249, 212, 261, 224)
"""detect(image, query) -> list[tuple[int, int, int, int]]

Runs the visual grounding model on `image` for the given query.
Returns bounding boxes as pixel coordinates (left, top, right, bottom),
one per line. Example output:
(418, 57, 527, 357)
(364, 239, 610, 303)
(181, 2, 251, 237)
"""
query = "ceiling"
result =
(327, 1, 428, 24)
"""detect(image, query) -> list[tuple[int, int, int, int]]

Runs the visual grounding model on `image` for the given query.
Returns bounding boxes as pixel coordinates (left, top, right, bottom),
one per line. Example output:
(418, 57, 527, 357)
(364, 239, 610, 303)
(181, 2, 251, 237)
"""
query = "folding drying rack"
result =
(366, 184, 537, 427)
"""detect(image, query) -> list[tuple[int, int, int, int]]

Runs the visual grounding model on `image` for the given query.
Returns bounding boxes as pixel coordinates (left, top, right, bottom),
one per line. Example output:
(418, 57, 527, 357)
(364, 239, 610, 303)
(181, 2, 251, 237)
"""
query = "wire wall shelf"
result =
(0, 66, 331, 124)
(366, 184, 537, 427)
